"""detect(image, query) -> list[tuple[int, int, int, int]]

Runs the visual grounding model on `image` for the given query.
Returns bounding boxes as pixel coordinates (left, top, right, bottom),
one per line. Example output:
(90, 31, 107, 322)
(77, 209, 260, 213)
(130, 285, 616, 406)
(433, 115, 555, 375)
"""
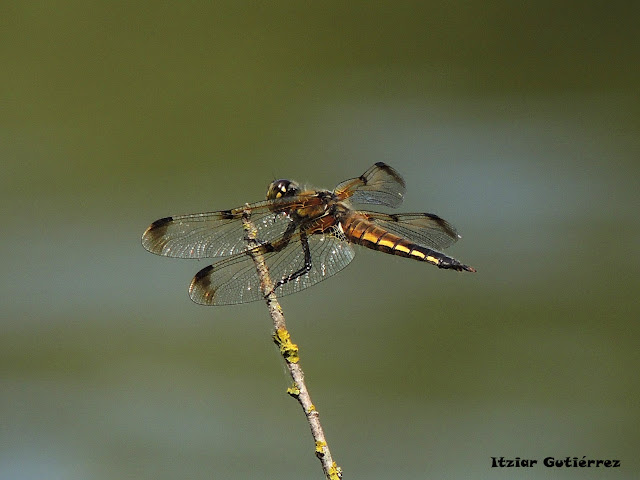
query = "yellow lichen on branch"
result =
(272, 327, 299, 363)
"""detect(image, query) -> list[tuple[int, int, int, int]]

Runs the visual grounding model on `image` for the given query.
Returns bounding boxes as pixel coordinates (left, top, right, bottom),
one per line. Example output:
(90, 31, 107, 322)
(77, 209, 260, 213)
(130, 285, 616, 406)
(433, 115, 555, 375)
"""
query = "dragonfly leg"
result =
(265, 231, 312, 297)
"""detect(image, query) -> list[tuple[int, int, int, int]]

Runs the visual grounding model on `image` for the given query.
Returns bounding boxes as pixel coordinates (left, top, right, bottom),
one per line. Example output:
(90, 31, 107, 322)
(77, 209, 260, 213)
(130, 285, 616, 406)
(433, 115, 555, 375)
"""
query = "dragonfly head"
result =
(266, 179, 300, 200)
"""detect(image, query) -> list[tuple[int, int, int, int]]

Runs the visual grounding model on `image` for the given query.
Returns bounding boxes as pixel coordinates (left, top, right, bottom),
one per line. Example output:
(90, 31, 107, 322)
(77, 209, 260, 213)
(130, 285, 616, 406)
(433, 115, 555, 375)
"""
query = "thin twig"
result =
(241, 206, 342, 480)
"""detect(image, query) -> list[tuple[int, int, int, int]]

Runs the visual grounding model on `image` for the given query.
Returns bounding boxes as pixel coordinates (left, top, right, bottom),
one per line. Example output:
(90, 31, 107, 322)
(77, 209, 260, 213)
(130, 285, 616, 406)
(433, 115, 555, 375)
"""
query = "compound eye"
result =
(266, 179, 300, 200)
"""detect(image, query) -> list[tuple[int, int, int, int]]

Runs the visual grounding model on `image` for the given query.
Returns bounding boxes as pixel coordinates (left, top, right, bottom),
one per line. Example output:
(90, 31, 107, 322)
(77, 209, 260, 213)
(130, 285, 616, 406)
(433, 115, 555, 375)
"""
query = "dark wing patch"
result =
(333, 162, 406, 208)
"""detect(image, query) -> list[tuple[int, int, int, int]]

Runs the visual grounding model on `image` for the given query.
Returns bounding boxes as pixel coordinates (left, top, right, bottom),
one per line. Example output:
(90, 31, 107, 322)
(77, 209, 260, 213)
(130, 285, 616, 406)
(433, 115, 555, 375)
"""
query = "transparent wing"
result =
(189, 230, 355, 305)
(141, 200, 300, 258)
(362, 212, 461, 250)
(333, 162, 406, 208)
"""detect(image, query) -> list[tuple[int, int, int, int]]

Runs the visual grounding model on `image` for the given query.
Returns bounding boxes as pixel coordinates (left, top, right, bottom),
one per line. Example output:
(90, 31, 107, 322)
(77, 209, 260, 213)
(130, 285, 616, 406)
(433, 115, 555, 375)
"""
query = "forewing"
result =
(189, 229, 355, 305)
(333, 162, 406, 208)
(363, 212, 461, 250)
(141, 200, 296, 258)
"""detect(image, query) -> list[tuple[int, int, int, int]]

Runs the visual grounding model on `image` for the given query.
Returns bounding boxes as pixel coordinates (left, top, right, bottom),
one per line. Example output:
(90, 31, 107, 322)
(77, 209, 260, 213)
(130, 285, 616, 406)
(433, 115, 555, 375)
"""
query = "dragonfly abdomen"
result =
(343, 217, 475, 272)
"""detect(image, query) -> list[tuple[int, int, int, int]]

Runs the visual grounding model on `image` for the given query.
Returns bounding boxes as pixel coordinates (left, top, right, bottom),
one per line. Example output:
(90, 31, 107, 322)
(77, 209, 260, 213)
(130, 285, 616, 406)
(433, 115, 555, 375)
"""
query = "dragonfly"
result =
(142, 162, 475, 305)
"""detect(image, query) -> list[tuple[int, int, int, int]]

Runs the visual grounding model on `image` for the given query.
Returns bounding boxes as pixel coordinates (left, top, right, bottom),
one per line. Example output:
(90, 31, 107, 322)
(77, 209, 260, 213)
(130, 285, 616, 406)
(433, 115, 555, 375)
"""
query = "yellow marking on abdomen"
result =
(411, 250, 426, 259)
(426, 255, 440, 264)
(377, 237, 396, 249)
(361, 231, 381, 244)
(394, 244, 411, 254)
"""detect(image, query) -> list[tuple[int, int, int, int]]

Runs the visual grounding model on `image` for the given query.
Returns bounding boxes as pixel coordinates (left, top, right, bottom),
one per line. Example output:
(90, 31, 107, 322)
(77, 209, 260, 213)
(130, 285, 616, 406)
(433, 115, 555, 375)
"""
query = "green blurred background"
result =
(2, 2, 638, 479)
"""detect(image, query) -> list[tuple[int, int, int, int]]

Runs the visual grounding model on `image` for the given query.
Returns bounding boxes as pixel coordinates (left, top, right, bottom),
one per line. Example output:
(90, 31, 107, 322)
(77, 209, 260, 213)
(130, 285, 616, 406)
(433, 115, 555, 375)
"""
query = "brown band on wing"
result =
(141, 217, 173, 253)
(369, 161, 405, 186)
